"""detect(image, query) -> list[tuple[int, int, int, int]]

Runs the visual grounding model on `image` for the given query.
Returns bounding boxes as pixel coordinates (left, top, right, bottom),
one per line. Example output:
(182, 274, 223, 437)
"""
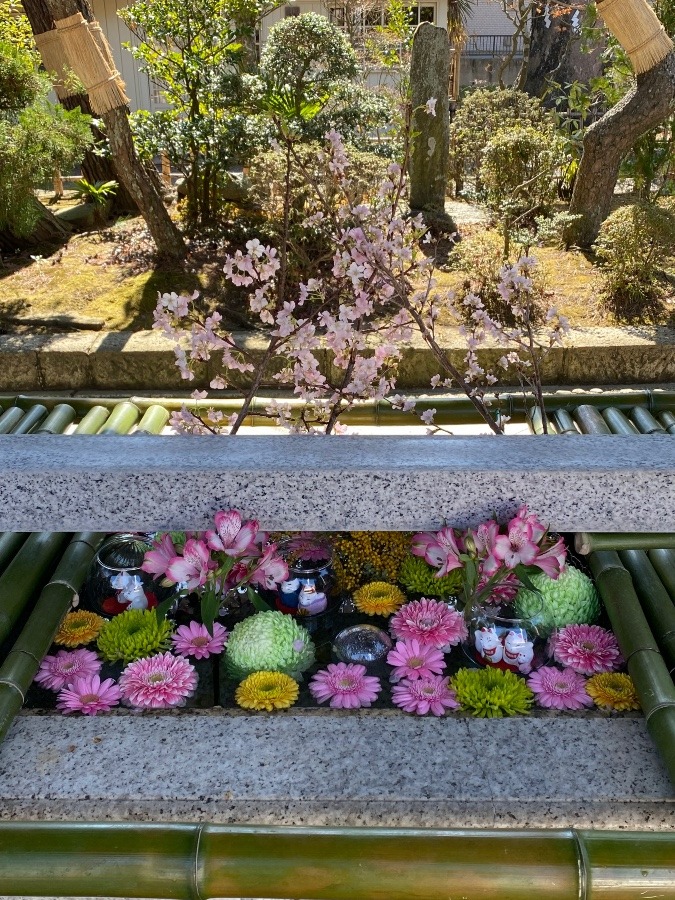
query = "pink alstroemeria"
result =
(413, 527, 463, 577)
(511, 505, 546, 542)
(248, 544, 289, 590)
(206, 509, 259, 557)
(492, 519, 539, 569)
(141, 533, 177, 578)
(533, 537, 567, 579)
(166, 539, 214, 590)
(471, 520, 499, 557)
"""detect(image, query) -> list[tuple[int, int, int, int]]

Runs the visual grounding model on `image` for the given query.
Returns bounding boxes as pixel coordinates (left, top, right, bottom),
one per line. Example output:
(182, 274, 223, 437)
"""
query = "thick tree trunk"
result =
(523, 4, 603, 99)
(566, 51, 675, 247)
(21, 0, 186, 261)
(61, 95, 138, 212)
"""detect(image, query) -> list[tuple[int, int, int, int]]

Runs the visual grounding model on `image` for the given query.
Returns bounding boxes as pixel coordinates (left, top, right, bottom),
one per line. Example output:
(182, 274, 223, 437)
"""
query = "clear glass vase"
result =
(464, 597, 549, 674)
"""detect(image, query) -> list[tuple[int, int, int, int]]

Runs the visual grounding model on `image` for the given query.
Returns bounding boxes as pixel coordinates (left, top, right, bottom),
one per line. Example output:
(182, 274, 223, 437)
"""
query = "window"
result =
(328, 3, 436, 33)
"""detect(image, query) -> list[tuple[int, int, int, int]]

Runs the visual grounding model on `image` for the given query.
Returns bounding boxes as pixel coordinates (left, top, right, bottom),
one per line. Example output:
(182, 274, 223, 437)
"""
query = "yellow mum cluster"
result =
(353, 582, 407, 617)
(55, 611, 106, 647)
(334, 531, 410, 592)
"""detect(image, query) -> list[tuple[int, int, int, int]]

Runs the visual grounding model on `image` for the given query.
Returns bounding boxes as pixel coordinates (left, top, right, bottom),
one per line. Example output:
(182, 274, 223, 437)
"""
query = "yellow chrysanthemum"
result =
(586, 673, 640, 712)
(55, 611, 106, 647)
(353, 581, 406, 617)
(334, 532, 410, 592)
(235, 671, 299, 711)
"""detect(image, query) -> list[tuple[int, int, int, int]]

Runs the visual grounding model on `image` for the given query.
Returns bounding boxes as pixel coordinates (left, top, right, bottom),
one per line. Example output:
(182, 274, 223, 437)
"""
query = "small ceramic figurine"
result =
(111, 571, 149, 611)
(502, 630, 535, 674)
(279, 578, 301, 610)
(297, 583, 328, 616)
(475, 626, 503, 664)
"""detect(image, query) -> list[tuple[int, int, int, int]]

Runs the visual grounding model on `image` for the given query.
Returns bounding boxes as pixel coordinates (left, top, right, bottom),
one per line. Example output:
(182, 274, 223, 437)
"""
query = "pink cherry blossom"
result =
(141, 533, 177, 578)
(206, 510, 259, 557)
(387, 639, 446, 682)
(391, 675, 459, 716)
(166, 539, 215, 590)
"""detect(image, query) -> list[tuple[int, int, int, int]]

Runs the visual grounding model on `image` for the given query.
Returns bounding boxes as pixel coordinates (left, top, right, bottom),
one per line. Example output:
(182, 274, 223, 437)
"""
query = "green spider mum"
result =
(97, 609, 173, 664)
(452, 667, 533, 718)
(398, 555, 463, 598)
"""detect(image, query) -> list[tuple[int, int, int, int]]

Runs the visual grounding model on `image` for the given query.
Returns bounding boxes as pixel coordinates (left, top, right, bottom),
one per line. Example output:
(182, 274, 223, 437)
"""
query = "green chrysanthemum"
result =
(452, 667, 533, 718)
(225, 611, 315, 681)
(515, 566, 600, 635)
(97, 609, 173, 664)
(398, 555, 463, 598)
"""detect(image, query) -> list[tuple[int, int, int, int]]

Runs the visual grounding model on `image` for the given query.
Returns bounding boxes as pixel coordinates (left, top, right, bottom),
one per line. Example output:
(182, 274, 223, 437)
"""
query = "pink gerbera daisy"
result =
(35, 649, 102, 692)
(119, 652, 197, 709)
(391, 675, 459, 716)
(309, 663, 381, 709)
(386, 639, 446, 682)
(527, 666, 593, 710)
(553, 624, 623, 675)
(57, 675, 122, 716)
(390, 598, 467, 650)
(171, 621, 228, 659)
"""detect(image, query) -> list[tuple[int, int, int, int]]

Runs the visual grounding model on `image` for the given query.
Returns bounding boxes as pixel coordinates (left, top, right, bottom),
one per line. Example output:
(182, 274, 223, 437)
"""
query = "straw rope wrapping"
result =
(35, 13, 129, 114)
(597, 0, 674, 74)
(33, 29, 70, 100)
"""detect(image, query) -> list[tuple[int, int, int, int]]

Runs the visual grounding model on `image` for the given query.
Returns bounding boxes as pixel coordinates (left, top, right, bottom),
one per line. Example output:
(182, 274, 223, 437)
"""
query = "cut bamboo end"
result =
(598, 0, 674, 74)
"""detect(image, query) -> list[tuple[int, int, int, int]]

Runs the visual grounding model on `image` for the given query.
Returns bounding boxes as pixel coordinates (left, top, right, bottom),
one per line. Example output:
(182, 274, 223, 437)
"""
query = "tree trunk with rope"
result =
(566, 0, 675, 247)
(22, 0, 186, 261)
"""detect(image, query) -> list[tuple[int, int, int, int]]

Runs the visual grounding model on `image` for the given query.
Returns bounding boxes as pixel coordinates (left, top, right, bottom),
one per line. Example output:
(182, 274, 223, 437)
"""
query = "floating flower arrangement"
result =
(28, 507, 640, 721)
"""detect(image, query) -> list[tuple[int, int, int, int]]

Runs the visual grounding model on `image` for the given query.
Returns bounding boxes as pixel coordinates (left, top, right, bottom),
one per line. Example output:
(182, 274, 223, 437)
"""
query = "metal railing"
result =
(464, 33, 525, 58)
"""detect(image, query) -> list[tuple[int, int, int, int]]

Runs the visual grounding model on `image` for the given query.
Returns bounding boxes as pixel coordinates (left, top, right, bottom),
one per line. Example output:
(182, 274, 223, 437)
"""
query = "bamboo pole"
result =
(550, 409, 578, 434)
(630, 407, 666, 434)
(0, 407, 26, 434)
(0, 532, 71, 644)
(0, 532, 105, 744)
(0, 532, 29, 577)
(575, 532, 675, 555)
(601, 407, 639, 435)
(10, 403, 48, 434)
(135, 404, 170, 434)
(647, 548, 675, 602)
(74, 405, 110, 434)
(658, 411, 675, 434)
(12, 388, 675, 420)
(0, 823, 673, 899)
(573, 405, 612, 434)
(619, 549, 675, 674)
(96, 401, 140, 434)
(35, 403, 77, 434)
(588, 551, 675, 784)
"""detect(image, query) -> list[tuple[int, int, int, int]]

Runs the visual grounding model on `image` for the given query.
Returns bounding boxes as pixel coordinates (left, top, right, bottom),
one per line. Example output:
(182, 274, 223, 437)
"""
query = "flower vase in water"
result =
(412, 506, 567, 673)
(273, 536, 338, 634)
(467, 598, 549, 673)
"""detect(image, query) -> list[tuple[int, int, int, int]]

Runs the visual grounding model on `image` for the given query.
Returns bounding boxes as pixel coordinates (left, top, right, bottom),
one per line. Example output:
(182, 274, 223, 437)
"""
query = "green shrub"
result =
(480, 125, 565, 223)
(595, 202, 675, 321)
(450, 230, 547, 326)
(247, 141, 389, 281)
(448, 87, 553, 197)
(258, 13, 358, 114)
